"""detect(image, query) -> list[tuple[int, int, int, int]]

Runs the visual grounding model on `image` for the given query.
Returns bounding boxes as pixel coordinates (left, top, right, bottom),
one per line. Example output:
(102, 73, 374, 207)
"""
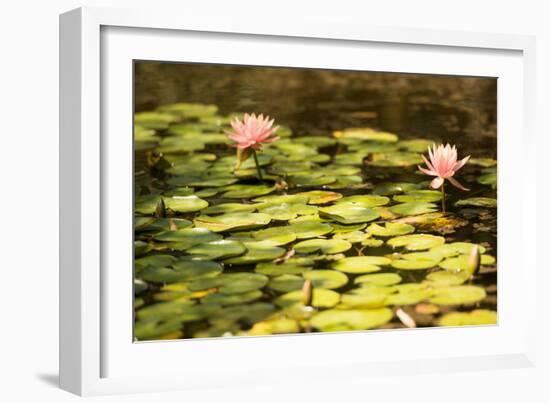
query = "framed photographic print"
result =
(60, 6, 537, 396)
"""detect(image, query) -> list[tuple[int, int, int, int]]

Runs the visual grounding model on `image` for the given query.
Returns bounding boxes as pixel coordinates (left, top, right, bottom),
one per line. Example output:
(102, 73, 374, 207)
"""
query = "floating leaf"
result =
(257, 203, 317, 221)
(223, 243, 286, 265)
(319, 205, 380, 224)
(203, 203, 257, 215)
(334, 128, 398, 143)
(387, 234, 445, 251)
(391, 252, 442, 270)
(354, 273, 402, 286)
(455, 197, 497, 208)
(245, 226, 297, 246)
(268, 274, 305, 292)
(223, 184, 276, 198)
(478, 172, 497, 188)
(430, 242, 486, 258)
(390, 202, 439, 216)
(294, 239, 352, 254)
(154, 228, 222, 249)
(332, 230, 369, 243)
(393, 190, 442, 203)
(134, 318, 182, 340)
(369, 152, 422, 167)
(303, 270, 348, 289)
(202, 290, 263, 306)
(372, 182, 421, 196)
(429, 285, 486, 305)
(332, 256, 390, 273)
(288, 221, 333, 239)
(439, 255, 495, 271)
(275, 289, 340, 308)
(366, 222, 415, 237)
(194, 213, 271, 232)
(310, 308, 394, 331)
(425, 270, 470, 286)
(254, 194, 309, 204)
(398, 139, 433, 152)
(255, 259, 313, 276)
(139, 260, 222, 283)
(334, 195, 390, 208)
(340, 287, 392, 308)
(247, 318, 301, 336)
(438, 309, 497, 326)
(385, 283, 433, 305)
(295, 190, 343, 204)
(163, 195, 209, 213)
(135, 195, 161, 215)
(186, 240, 246, 260)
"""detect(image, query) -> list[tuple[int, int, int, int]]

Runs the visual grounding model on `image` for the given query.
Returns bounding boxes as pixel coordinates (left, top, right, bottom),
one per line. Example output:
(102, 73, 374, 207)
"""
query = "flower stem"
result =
(252, 149, 264, 183)
(441, 181, 446, 213)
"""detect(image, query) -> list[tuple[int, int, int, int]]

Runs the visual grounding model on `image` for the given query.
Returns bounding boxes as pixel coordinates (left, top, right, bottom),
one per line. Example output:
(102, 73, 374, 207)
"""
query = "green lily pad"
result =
(398, 139, 434, 152)
(137, 300, 217, 321)
(430, 242, 487, 257)
(425, 270, 470, 286)
(387, 234, 445, 251)
(438, 309, 497, 326)
(334, 195, 390, 208)
(385, 283, 433, 305)
(369, 152, 422, 167)
(134, 318, 182, 340)
(138, 259, 222, 283)
(295, 190, 343, 204)
(135, 217, 193, 233)
(394, 190, 442, 203)
(134, 111, 177, 129)
(429, 285, 487, 305)
(390, 202, 439, 216)
(332, 256, 391, 273)
(186, 240, 246, 260)
(154, 227, 222, 249)
(334, 128, 398, 143)
(245, 226, 297, 246)
(391, 252, 443, 270)
(372, 182, 421, 196)
(366, 222, 415, 237)
(218, 273, 269, 294)
(303, 270, 348, 289)
(268, 274, 305, 292)
(340, 287, 392, 308)
(194, 213, 271, 232)
(135, 195, 161, 215)
(319, 205, 380, 224)
(254, 194, 310, 204)
(257, 203, 317, 221)
(255, 259, 313, 276)
(202, 290, 263, 306)
(223, 184, 276, 198)
(135, 254, 177, 270)
(332, 230, 369, 243)
(203, 203, 257, 215)
(157, 102, 218, 118)
(354, 273, 402, 286)
(455, 197, 497, 208)
(310, 308, 394, 331)
(294, 239, 352, 254)
(439, 255, 495, 271)
(478, 172, 497, 188)
(275, 289, 340, 308)
(288, 221, 333, 239)
(163, 195, 209, 213)
(223, 243, 286, 265)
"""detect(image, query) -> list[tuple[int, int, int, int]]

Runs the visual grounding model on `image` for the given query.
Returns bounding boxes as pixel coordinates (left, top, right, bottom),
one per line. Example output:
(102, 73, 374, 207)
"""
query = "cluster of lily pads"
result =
(133, 102, 498, 341)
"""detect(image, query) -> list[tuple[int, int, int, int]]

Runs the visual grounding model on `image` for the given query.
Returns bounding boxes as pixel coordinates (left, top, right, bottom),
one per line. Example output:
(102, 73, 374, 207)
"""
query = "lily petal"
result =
(448, 176, 470, 191)
(430, 177, 444, 189)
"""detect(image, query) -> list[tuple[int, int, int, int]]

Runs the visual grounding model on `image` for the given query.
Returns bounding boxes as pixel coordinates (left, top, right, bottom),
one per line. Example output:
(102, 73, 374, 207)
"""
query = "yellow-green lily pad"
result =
(390, 202, 439, 216)
(275, 288, 340, 308)
(319, 205, 380, 224)
(332, 256, 391, 273)
(223, 243, 286, 265)
(310, 308, 394, 331)
(367, 222, 415, 237)
(438, 309, 497, 326)
(354, 273, 402, 286)
(194, 213, 271, 232)
(429, 285, 486, 305)
(387, 234, 445, 251)
(303, 270, 348, 289)
(186, 240, 246, 260)
(294, 239, 352, 254)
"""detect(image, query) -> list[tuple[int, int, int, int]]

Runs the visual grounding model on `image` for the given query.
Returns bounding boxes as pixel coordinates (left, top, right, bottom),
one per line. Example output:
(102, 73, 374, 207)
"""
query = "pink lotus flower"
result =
(226, 113, 280, 150)
(418, 144, 470, 190)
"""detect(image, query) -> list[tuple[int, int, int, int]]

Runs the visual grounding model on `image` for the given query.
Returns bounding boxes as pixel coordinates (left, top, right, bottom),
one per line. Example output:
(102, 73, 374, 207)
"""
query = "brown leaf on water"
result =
(392, 212, 467, 234)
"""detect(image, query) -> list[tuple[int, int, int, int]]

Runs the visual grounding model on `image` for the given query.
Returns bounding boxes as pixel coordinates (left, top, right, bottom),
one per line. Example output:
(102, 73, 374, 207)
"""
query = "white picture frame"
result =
(59, 6, 537, 396)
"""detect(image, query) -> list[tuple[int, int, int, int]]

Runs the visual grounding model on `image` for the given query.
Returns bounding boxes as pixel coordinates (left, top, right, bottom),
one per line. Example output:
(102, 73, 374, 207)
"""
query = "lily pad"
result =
(429, 285, 486, 305)
(194, 213, 271, 232)
(455, 197, 497, 208)
(223, 184, 276, 198)
(438, 309, 497, 326)
(372, 182, 421, 196)
(257, 203, 317, 221)
(303, 270, 348, 289)
(154, 227, 222, 249)
(333, 128, 398, 143)
(255, 259, 313, 276)
(319, 205, 380, 224)
(332, 256, 391, 273)
(295, 190, 343, 204)
(294, 239, 352, 254)
(439, 255, 495, 271)
(369, 152, 422, 167)
(385, 283, 433, 305)
(394, 190, 442, 203)
(135, 195, 161, 215)
(275, 289, 340, 308)
(203, 203, 257, 215)
(245, 226, 297, 246)
(354, 273, 402, 286)
(268, 274, 305, 292)
(367, 222, 415, 237)
(254, 194, 310, 204)
(139, 259, 223, 283)
(390, 202, 439, 216)
(340, 288, 392, 308)
(288, 221, 333, 239)
(163, 195, 209, 213)
(334, 195, 390, 208)
(332, 230, 369, 243)
(223, 243, 286, 265)
(202, 290, 263, 306)
(390, 252, 443, 270)
(310, 308, 394, 331)
(425, 270, 470, 286)
(387, 234, 445, 251)
(430, 242, 487, 258)
(186, 240, 247, 260)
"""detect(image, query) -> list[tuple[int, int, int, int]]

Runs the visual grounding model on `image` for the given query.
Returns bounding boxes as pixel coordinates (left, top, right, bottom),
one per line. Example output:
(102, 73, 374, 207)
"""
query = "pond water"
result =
(133, 62, 497, 340)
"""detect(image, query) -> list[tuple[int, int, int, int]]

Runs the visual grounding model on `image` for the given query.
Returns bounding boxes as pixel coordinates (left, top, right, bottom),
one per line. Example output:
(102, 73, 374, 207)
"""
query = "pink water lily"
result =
(226, 113, 280, 151)
(418, 144, 470, 191)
